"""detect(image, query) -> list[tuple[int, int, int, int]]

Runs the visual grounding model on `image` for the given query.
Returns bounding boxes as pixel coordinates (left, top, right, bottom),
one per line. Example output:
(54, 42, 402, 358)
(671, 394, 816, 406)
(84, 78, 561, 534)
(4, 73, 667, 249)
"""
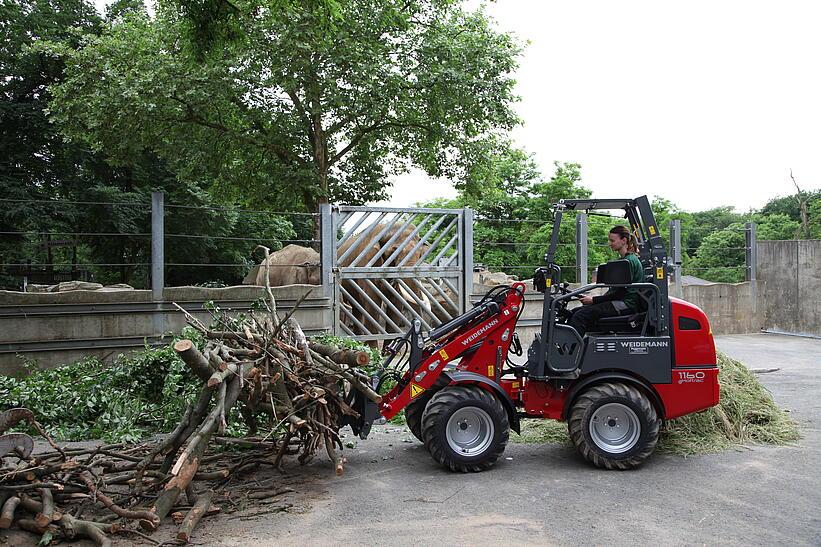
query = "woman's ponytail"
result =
(627, 233, 638, 254)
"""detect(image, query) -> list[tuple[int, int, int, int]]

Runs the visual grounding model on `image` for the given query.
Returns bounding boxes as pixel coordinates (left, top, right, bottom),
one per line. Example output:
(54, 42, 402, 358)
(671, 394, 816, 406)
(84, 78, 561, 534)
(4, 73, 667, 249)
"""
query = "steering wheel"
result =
(552, 283, 574, 321)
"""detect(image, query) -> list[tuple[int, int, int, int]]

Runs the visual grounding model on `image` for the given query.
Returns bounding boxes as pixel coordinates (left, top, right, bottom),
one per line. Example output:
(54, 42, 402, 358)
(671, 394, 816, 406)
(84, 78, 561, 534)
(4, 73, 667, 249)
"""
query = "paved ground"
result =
(3, 334, 818, 546)
(190, 333, 820, 546)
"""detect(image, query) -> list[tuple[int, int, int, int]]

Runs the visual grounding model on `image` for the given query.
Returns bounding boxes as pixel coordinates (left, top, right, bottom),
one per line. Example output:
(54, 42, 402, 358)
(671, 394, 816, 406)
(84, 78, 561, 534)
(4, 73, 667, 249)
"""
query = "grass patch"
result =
(660, 352, 800, 454)
(516, 419, 571, 445)
(512, 351, 800, 455)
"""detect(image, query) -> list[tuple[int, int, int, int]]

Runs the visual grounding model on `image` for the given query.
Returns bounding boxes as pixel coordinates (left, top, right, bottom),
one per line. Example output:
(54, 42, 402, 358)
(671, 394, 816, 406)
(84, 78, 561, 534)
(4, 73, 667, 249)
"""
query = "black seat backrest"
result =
(596, 259, 631, 284)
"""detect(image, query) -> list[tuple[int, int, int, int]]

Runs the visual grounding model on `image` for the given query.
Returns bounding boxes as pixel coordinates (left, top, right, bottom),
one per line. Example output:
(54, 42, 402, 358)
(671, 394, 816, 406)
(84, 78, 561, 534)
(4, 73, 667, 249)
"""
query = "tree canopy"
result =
(423, 151, 820, 284)
(0, 0, 298, 289)
(2, 0, 819, 289)
(46, 0, 523, 214)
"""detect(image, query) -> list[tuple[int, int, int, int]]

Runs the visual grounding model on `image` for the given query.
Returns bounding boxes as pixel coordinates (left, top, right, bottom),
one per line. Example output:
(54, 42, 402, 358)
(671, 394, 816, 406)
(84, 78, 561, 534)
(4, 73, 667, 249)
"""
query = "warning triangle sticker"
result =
(410, 383, 426, 399)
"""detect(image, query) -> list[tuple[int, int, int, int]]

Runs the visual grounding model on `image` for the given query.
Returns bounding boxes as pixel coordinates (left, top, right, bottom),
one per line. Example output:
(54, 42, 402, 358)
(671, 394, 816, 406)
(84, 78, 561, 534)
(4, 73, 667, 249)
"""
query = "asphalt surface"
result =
(2, 334, 817, 546)
(196, 333, 821, 546)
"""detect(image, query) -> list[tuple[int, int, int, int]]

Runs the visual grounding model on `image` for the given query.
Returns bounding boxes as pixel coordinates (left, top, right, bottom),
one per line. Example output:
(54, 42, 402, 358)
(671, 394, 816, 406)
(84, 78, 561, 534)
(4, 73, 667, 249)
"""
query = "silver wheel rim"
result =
(589, 403, 641, 454)
(446, 407, 494, 456)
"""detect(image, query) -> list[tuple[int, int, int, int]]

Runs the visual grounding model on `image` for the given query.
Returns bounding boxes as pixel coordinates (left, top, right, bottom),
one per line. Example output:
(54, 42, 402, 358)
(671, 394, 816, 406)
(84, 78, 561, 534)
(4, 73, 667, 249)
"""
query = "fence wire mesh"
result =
(0, 197, 318, 291)
(1, 196, 758, 293)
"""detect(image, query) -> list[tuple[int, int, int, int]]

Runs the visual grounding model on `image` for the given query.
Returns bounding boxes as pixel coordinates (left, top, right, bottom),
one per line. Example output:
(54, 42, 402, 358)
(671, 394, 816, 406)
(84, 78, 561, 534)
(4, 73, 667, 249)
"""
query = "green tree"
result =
(0, 0, 302, 289)
(46, 0, 523, 219)
(688, 226, 746, 283)
(424, 152, 597, 282)
(752, 213, 800, 241)
(0, 0, 103, 286)
(683, 206, 745, 253)
(761, 189, 820, 239)
(810, 199, 821, 238)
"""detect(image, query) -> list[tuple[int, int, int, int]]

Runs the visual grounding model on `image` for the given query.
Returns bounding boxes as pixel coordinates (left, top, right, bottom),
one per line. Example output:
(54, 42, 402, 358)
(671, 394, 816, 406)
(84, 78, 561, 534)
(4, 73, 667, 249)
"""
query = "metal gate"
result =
(320, 205, 473, 341)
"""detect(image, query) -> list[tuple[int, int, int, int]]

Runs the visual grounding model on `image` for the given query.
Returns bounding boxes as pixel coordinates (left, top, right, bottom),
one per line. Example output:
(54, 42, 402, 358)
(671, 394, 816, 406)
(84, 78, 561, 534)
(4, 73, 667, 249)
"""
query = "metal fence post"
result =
(462, 207, 474, 311)
(151, 191, 165, 334)
(670, 219, 682, 298)
(319, 203, 335, 334)
(576, 213, 588, 284)
(745, 221, 757, 313)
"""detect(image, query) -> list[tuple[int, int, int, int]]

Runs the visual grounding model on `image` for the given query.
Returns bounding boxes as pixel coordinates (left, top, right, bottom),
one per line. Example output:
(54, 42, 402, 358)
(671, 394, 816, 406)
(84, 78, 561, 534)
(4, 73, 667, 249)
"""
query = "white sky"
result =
(94, 0, 821, 212)
(382, 0, 821, 212)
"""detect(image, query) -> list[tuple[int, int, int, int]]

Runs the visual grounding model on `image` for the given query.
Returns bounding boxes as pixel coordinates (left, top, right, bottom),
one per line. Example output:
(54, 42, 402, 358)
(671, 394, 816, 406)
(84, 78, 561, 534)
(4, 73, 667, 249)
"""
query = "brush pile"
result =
(0, 250, 380, 545)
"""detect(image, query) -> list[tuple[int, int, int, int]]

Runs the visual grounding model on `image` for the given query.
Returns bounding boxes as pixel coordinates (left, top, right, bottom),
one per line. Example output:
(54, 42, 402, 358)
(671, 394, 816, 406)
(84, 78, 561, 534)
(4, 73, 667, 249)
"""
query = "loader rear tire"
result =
(568, 382, 660, 470)
(421, 385, 509, 472)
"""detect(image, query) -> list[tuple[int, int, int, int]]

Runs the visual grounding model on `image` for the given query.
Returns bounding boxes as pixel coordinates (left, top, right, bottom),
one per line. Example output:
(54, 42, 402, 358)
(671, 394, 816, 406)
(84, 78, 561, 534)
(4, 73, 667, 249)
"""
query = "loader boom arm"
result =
(379, 283, 526, 419)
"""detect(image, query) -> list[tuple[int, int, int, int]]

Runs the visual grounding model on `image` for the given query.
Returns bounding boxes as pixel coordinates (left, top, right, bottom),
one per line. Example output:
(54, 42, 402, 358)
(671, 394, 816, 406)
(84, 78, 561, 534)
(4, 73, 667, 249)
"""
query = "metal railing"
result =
(320, 204, 473, 341)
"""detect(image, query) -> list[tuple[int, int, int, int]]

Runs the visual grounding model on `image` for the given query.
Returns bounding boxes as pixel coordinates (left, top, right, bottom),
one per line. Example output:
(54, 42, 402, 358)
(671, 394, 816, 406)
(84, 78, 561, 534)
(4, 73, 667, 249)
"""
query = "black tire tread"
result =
(405, 374, 451, 443)
(568, 382, 660, 470)
(405, 398, 425, 442)
(421, 385, 509, 473)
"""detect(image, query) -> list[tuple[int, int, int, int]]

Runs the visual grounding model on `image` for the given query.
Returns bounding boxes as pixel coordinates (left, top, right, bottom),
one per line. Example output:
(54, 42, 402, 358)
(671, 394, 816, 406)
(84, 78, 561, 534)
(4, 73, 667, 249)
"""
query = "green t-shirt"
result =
(623, 253, 644, 310)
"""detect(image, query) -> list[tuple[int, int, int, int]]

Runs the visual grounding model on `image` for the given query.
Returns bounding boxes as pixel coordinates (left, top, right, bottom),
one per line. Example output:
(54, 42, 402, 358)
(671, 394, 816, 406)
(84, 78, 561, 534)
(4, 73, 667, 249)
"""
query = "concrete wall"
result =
(681, 282, 759, 334)
(757, 240, 821, 336)
(0, 285, 332, 376)
(3, 240, 816, 376)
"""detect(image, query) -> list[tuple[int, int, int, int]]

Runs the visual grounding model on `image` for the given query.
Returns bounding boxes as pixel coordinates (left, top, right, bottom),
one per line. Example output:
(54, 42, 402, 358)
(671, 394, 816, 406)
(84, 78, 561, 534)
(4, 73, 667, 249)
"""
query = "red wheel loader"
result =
(344, 196, 720, 471)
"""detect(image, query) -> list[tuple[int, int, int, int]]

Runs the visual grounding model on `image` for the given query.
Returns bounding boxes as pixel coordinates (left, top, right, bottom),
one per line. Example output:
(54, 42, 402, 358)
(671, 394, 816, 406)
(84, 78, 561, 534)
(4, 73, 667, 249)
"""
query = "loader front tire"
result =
(421, 385, 509, 472)
(405, 398, 426, 442)
(405, 374, 450, 443)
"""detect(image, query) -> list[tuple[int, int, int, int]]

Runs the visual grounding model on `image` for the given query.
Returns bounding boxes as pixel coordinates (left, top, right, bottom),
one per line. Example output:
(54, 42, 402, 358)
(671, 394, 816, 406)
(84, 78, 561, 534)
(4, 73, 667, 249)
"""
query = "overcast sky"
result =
(94, 0, 820, 212)
(386, 0, 821, 212)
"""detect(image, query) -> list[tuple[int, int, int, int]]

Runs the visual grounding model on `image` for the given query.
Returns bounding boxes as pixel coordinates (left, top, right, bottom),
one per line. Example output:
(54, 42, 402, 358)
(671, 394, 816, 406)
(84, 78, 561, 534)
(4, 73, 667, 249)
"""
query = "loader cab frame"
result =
(530, 196, 672, 379)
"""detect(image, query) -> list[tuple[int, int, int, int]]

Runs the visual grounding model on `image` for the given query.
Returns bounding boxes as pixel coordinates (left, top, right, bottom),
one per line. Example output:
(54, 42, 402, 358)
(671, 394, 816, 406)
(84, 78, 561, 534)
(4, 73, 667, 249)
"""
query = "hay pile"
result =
(515, 352, 800, 454)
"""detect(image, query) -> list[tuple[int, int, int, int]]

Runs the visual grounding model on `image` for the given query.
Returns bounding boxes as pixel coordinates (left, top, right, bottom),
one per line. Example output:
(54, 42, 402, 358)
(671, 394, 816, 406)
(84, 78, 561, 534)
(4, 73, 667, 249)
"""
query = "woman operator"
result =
(568, 225, 644, 337)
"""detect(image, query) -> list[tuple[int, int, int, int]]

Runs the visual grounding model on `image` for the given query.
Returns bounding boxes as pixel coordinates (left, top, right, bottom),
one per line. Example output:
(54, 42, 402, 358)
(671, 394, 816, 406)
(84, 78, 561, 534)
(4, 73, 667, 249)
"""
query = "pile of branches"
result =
(0, 250, 381, 545)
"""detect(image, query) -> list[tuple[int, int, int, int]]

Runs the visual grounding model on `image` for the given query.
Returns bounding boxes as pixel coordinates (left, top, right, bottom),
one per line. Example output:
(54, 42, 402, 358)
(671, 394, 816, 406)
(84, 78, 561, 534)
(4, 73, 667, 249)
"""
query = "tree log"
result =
(309, 350, 381, 403)
(176, 490, 213, 543)
(78, 472, 160, 529)
(58, 513, 112, 547)
(309, 342, 370, 367)
(174, 340, 214, 382)
(18, 493, 60, 522)
(144, 377, 241, 531)
(160, 386, 215, 474)
(207, 363, 238, 387)
(17, 517, 54, 535)
(34, 487, 53, 529)
(185, 484, 198, 505)
(135, 403, 193, 489)
(0, 495, 20, 528)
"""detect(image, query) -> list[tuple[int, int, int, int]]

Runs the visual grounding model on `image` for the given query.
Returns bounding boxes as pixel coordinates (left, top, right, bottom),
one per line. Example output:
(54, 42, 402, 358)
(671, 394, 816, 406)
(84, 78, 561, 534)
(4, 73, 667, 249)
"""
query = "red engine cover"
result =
(669, 297, 716, 366)
(653, 298, 720, 419)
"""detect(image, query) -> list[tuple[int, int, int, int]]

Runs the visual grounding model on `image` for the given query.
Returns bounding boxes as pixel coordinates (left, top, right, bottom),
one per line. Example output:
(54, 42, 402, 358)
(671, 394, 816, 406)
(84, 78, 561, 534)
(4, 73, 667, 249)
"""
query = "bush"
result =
(0, 328, 204, 443)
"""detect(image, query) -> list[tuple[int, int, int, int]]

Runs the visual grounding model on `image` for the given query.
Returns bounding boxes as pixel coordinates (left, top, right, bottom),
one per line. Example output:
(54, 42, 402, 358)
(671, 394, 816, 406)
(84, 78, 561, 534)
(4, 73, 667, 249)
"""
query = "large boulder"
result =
(473, 266, 519, 290)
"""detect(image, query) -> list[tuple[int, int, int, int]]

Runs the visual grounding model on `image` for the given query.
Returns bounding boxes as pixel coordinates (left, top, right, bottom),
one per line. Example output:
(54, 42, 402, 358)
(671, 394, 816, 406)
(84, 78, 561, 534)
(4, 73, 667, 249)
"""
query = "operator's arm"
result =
(591, 286, 626, 304)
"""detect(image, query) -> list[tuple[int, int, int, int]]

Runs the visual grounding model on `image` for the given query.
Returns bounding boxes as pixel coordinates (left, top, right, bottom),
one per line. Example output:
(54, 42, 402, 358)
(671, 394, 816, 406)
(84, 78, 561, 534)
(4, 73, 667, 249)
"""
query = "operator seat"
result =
(588, 260, 647, 335)
(596, 312, 646, 333)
